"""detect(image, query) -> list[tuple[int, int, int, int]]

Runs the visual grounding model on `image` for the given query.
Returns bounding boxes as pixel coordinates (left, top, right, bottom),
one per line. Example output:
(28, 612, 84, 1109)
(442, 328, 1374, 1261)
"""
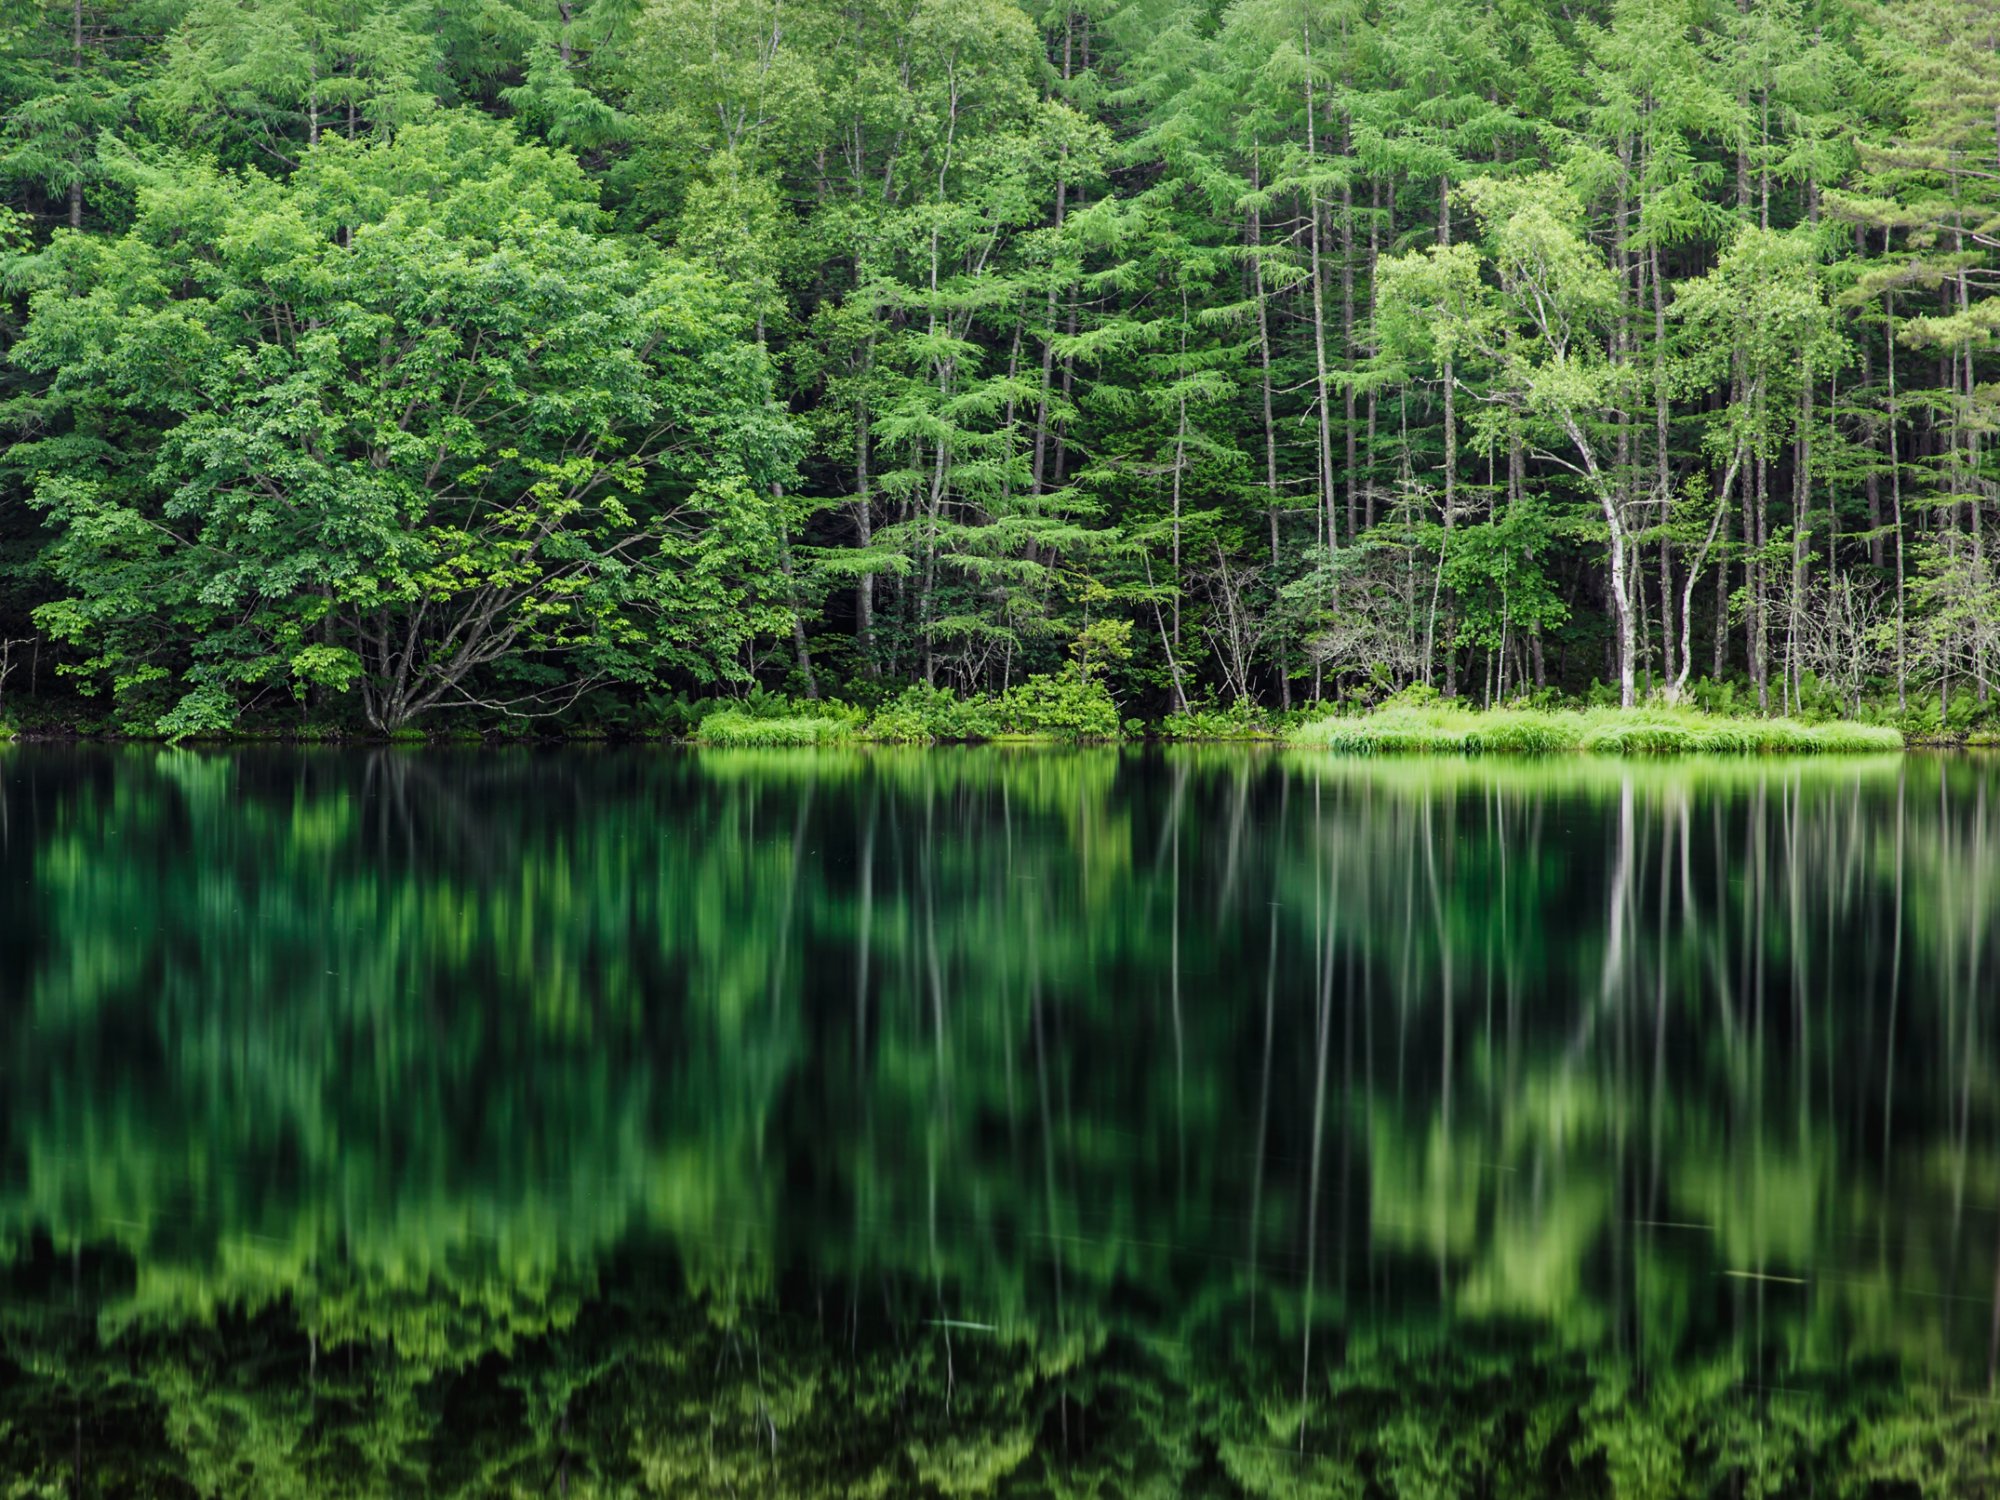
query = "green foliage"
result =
(1155, 699, 1284, 741)
(992, 668, 1122, 741)
(694, 709, 856, 746)
(1292, 703, 1904, 755)
(862, 682, 1001, 744)
(6, 0, 2000, 729)
(12, 113, 796, 736)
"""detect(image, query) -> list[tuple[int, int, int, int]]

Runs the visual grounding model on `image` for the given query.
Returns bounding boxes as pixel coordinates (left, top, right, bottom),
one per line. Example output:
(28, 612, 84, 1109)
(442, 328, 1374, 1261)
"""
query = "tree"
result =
(1452, 174, 1642, 706)
(1668, 226, 1843, 700)
(11, 113, 797, 734)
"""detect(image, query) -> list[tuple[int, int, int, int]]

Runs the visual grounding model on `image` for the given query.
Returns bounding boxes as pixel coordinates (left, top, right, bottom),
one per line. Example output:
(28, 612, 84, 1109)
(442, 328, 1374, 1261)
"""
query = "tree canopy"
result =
(5, 0, 2000, 733)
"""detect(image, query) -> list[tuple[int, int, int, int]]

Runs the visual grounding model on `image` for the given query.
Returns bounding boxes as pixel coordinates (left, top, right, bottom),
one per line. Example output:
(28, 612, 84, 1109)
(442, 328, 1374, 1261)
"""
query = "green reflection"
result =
(0, 748, 1996, 1495)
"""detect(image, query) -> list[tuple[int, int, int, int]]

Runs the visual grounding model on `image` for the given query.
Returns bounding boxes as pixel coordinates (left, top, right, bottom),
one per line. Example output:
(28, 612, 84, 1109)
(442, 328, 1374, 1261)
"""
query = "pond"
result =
(0, 746, 1995, 1496)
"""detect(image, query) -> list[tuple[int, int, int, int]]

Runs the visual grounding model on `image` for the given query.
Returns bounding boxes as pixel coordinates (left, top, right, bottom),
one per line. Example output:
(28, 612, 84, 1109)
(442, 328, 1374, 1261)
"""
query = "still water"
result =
(0, 746, 1995, 1496)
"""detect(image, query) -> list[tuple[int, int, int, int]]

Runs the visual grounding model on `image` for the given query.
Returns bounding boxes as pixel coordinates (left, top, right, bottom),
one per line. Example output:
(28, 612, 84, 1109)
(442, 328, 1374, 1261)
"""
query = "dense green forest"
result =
(2, 0, 2000, 736)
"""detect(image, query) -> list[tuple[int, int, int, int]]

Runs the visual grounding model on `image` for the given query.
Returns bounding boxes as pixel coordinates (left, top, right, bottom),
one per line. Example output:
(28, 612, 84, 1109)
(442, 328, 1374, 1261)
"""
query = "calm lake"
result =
(0, 746, 1996, 1496)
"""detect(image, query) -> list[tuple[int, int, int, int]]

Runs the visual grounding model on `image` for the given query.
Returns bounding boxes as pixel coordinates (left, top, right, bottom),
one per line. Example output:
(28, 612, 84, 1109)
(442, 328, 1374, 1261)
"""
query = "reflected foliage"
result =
(0, 749, 1996, 1495)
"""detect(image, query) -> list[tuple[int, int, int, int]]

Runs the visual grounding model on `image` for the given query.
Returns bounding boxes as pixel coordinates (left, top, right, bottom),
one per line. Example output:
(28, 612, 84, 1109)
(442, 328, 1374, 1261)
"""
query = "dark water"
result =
(0, 746, 1996, 1496)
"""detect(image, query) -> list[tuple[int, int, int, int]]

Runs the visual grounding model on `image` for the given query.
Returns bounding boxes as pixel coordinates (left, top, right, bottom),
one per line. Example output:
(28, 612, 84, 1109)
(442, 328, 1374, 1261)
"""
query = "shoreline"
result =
(2, 714, 1980, 753)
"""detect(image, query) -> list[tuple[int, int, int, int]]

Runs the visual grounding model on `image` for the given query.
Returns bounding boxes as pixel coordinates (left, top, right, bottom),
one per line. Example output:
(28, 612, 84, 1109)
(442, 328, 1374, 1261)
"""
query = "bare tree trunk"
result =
(1030, 12, 1073, 496)
(1171, 382, 1187, 646)
(1302, 17, 1337, 552)
(1888, 285, 1906, 710)
(853, 317, 878, 675)
(1860, 231, 1886, 572)
(69, 0, 84, 227)
(1366, 176, 1383, 530)
(1653, 239, 1675, 687)
(1248, 151, 1288, 709)
(1341, 115, 1358, 541)
(1564, 415, 1637, 708)
(1442, 346, 1457, 698)
(1250, 153, 1281, 569)
(1439, 180, 1456, 697)
(1751, 453, 1769, 712)
(1789, 369, 1812, 714)
(1676, 445, 1747, 700)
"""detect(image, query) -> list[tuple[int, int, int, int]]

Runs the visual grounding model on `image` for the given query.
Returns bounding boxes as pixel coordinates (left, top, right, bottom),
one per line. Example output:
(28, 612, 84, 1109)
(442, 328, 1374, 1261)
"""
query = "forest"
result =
(1, 0, 1999, 737)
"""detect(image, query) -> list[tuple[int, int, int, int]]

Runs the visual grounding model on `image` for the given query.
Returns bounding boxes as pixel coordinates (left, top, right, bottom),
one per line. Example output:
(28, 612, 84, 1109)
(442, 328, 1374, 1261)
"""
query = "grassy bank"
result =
(692, 710, 859, 747)
(1290, 704, 1904, 755)
(688, 674, 1124, 746)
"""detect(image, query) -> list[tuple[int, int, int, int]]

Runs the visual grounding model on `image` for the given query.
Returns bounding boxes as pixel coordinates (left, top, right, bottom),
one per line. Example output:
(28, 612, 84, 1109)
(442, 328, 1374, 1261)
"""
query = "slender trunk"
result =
(1250, 151, 1281, 572)
(1726, 27, 1750, 689)
(1713, 475, 1731, 682)
(1888, 285, 1906, 709)
(1145, 555, 1189, 714)
(69, 0, 83, 227)
(1566, 415, 1637, 708)
(1653, 239, 1674, 687)
(1439, 179, 1455, 696)
(1365, 176, 1383, 530)
(1031, 13, 1073, 496)
(1860, 231, 1885, 571)
(1341, 115, 1358, 541)
(1961, 237, 1988, 701)
(1441, 348, 1457, 697)
(1302, 18, 1337, 550)
(855, 393, 876, 674)
(1790, 367, 1812, 713)
(1511, 430, 1540, 681)
(1171, 388, 1187, 645)
(1676, 444, 1748, 699)
(1752, 453, 1769, 712)
(1248, 151, 1288, 709)
(1613, 137, 1635, 697)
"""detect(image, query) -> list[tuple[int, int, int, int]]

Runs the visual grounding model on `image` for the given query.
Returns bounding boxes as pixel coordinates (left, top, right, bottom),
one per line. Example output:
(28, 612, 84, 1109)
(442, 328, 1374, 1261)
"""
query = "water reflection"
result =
(0, 746, 1995, 1495)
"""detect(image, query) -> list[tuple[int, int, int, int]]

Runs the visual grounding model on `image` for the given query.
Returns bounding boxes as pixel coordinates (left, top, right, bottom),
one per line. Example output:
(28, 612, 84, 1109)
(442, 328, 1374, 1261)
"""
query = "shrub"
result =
(695, 711, 856, 747)
(1156, 699, 1281, 741)
(994, 670, 1121, 740)
(864, 683, 1000, 744)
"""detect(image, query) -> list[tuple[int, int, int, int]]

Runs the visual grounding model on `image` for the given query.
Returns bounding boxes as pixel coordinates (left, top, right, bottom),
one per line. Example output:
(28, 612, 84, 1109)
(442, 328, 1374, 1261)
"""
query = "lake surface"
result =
(0, 746, 1996, 1496)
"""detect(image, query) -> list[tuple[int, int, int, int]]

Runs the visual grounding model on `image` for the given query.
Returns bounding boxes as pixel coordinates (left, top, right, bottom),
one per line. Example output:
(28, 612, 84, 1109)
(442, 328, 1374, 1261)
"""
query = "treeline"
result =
(2, 0, 1999, 733)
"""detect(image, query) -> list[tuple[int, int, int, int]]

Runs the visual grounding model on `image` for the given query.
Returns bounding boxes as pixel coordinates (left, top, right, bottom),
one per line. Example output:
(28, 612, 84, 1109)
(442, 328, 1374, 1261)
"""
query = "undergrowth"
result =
(1291, 700, 1904, 755)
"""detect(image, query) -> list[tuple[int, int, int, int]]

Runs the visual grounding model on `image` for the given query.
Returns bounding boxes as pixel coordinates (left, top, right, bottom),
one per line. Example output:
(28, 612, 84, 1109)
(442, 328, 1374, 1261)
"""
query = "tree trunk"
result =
(1301, 17, 1337, 551)
(1340, 115, 1358, 541)
(1676, 444, 1747, 700)
(1030, 11, 1073, 497)
(1888, 285, 1906, 710)
(1653, 239, 1674, 687)
(69, 0, 83, 227)
(1248, 151, 1288, 709)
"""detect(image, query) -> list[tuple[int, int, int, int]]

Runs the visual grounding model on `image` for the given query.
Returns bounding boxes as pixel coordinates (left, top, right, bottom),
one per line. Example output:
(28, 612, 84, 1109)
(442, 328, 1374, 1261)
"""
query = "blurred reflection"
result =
(0, 746, 1995, 1494)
